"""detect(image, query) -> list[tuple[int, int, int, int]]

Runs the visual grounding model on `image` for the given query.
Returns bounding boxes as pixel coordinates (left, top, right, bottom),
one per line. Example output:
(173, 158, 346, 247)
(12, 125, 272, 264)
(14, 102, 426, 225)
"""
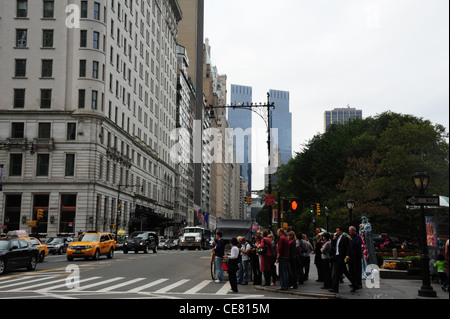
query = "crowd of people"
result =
(212, 226, 367, 294)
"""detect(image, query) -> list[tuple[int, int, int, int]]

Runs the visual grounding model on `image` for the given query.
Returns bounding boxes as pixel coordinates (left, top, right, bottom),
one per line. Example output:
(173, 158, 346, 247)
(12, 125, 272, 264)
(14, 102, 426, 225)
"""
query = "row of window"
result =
(16, 0, 55, 19)
(10, 122, 77, 141)
(9, 153, 75, 177)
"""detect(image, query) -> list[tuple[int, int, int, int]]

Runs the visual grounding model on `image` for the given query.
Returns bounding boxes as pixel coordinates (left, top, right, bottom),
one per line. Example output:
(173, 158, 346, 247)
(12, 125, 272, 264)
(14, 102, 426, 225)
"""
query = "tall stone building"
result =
(0, 0, 183, 237)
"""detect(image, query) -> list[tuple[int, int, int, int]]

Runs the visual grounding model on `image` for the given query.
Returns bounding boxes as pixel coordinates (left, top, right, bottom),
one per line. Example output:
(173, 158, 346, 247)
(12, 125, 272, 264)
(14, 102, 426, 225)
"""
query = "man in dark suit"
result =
(329, 226, 356, 293)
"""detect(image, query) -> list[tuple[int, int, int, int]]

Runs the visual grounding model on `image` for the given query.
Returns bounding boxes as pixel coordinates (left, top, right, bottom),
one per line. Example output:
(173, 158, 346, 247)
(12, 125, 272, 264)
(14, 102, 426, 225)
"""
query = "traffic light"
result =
(291, 200, 299, 212)
(117, 203, 121, 216)
(37, 209, 44, 220)
(310, 205, 314, 213)
(28, 220, 37, 228)
(248, 197, 252, 205)
(316, 203, 321, 215)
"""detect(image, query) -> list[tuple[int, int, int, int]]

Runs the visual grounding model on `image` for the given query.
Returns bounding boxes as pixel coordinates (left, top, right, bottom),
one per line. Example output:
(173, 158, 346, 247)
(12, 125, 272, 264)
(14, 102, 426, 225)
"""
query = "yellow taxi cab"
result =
(18, 237, 49, 263)
(66, 231, 116, 261)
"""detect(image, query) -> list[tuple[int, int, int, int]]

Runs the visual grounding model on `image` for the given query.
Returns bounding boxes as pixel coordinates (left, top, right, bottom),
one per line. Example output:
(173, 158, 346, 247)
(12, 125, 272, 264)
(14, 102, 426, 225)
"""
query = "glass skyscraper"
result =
(269, 89, 292, 165)
(229, 84, 252, 192)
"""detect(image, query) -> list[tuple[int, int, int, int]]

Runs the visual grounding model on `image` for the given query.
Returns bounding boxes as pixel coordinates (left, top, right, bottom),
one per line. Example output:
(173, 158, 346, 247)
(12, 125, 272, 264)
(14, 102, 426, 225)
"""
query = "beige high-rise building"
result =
(0, 0, 183, 237)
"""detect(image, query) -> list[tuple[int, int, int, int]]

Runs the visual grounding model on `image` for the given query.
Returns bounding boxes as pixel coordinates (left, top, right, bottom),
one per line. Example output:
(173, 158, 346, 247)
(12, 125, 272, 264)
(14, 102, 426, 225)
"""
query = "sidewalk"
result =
(253, 259, 449, 299)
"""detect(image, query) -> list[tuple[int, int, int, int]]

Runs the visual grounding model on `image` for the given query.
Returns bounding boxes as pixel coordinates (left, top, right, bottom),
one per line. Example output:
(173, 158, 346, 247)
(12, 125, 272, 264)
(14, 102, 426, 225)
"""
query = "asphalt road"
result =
(0, 248, 303, 300)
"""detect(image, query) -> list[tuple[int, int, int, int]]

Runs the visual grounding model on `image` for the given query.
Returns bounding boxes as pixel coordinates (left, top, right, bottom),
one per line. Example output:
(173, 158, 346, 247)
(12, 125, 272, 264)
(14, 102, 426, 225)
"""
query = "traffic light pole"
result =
(207, 93, 276, 229)
(115, 183, 143, 239)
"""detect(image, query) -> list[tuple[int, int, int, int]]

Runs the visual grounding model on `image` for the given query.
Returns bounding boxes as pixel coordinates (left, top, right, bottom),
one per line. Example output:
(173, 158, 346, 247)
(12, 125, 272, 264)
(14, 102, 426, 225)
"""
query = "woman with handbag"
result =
(259, 230, 273, 286)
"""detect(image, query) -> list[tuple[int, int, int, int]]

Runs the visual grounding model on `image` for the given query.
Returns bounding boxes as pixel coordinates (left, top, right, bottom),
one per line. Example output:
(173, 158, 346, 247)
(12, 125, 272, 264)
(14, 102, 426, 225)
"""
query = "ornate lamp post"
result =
(207, 93, 275, 229)
(346, 199, 355, 226)
(413, 170, 437, 298)
(325, 206, 331, 232)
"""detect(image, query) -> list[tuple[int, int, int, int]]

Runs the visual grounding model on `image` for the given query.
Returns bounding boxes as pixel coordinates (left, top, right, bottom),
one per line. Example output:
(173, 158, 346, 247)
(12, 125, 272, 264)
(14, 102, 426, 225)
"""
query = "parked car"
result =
(66, 232, 116, 261)
(0, 238, 39, 275)
(123, 231, 158, 254)
(45, 237, 73, 255)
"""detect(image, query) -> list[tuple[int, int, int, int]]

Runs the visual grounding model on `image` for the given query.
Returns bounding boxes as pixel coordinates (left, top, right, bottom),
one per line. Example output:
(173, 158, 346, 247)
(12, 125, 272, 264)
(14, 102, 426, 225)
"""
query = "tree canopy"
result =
(273, 112, 449, 238)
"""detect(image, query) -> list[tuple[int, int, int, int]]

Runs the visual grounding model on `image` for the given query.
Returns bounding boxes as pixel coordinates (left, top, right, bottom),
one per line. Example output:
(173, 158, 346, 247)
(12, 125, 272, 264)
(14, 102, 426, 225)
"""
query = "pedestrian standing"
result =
(237, 236, 251, 285)
(259, 230, 273, 286)
(251, 233, 262, 285)
(329, 226, 356, 293)
(227, 237, 240, 293)
(276, 228, 290, 290)
(213, 232, 225, 283)
(268, 234, 277, 286)
(314, 234, 324, 282)
(296, 233, 304, 285)
(321, 232, 332, 289)
(300, 234, 313, 281)
(347, 226, 363, 291)
(288, 231, 298, 289)
(434, 254, 449, 292)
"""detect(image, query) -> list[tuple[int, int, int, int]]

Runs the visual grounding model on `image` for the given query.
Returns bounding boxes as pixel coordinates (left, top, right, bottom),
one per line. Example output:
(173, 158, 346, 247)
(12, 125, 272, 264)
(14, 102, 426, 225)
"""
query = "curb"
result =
(253, 285, 346, 299)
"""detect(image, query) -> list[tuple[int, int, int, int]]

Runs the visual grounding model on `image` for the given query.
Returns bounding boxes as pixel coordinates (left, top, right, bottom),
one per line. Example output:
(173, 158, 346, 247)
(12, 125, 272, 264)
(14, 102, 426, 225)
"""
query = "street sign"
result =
(406, 195, 440, 207)
(265, 194, 274, 206)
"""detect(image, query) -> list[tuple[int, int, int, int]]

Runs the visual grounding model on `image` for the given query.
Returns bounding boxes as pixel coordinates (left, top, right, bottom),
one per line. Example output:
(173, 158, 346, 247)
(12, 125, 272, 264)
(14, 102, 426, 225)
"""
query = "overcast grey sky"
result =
(204, 0, 449, 190)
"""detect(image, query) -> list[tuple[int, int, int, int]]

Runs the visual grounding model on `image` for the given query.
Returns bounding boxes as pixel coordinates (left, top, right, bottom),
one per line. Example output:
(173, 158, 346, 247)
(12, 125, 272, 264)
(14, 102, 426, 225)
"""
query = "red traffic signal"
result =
(291, 201, 298, 211)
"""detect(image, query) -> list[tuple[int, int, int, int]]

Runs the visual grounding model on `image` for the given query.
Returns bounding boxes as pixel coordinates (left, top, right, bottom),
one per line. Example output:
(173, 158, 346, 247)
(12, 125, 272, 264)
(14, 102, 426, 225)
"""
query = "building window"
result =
(9, 154, 23, 176)
(14, 59, 27, 77)
(93, 31, 100, 49)
(94, 2, 101, 20)
(79, 60, 86, 77)
(33, 195, 49, 233)
(16, 29, 27, 47)
(60, 195, 77, 234)
(78, 89, 86, 109)
(43, 1, 54, 18)
(13, 89, 25, 108)
(38, 123, 51, 138)
(81, 1, 88, 18)
(80, 30, 87, 47)
(11, 122, 25, 138)
(67, 123, 76, 140)
(42, 30, 54, 48)
(40, 89, 52, 108)
(65, 154, 75, 177)
(41, 59, 53, 78)
(92, 61, 99, 79)
(36, 154, 50, 176)
(16, 0, 28, 18)
(91, 90, 98, 110)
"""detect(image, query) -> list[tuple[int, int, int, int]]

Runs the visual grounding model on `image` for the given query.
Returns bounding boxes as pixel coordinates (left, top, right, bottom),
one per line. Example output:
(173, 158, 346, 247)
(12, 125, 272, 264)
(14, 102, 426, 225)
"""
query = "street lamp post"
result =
(346, 199, 355, 226)
(325, 207, 330, 232)
(413, 170, 437, 298)
(207, 93, 276, 229)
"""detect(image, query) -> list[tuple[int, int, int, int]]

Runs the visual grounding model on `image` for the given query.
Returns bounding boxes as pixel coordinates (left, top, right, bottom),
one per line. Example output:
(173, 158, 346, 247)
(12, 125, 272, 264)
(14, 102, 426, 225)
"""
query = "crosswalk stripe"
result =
(96, 278, 147, 292)
(13, 277, 67, 291)
(74, 277, 125, 291)
(36, 276, 101, 292)
(153, 279, 190, 294)
(126, 278, 169, 293)
(183, 280, 211, 294)
(0, 276, 52, 289)
(216, 283, 231, 295)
